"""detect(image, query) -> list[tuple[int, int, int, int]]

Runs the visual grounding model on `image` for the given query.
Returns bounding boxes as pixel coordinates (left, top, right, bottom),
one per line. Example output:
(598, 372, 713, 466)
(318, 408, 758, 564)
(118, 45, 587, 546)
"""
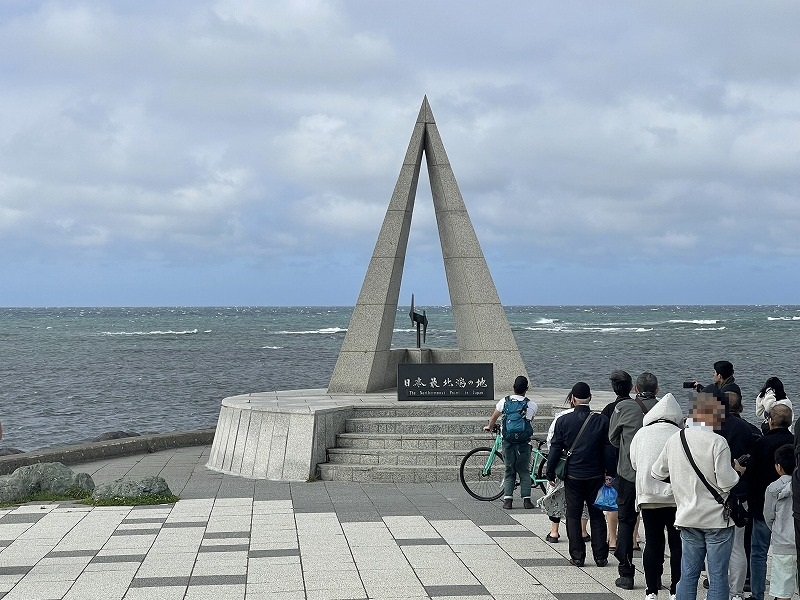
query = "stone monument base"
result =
(206, 388, 615, 482)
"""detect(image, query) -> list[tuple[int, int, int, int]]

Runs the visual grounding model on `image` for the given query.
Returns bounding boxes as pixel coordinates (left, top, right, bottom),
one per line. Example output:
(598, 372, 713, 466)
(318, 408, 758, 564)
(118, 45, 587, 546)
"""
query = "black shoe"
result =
(595, 559, 608, 567)
(523, 498, 534, 509)
(502, 499, 513, 509)
(582, 534, 591, 542)
(568, 558, 584, 567)
(615, 576, 634, 590)
(545, 534, 559, 543)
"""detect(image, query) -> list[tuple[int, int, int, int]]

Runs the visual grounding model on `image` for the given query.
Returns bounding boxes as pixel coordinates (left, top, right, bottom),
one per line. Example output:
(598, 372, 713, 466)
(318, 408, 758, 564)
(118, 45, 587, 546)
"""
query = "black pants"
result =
(641, 507, 681, 595)
(565, 476, 608, 564)
(614, 476, 638, 578)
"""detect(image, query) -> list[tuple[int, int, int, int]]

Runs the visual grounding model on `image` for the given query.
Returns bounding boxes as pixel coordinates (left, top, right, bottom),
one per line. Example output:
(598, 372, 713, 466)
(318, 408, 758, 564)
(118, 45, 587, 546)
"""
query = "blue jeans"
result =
(676, 526, 734, 600)
(502, 440, 531, 499)
(749, 517, 771, 600)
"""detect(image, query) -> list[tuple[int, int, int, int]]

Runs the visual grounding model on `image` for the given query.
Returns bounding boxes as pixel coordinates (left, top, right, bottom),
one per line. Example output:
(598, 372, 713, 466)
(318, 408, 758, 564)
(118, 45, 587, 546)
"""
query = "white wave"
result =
(276, 327, 347, 335)
(767, 316, 800, 321)
(695, 326, 726, 331)
(668, 319, 719, 325)
(393, 328, 417, 332)
(535, 318, 557, 324)
(102, 329, 199, 336)
(262, 346, 283, 350)
(525, 326, 653, 334)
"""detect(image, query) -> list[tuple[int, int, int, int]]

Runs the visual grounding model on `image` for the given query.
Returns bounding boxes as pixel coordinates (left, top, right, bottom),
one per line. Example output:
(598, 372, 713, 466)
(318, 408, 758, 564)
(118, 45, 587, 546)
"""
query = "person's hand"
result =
(483, 425, 490, 432)
(734, 459, 746, 474)
(605, 475, 614, 486)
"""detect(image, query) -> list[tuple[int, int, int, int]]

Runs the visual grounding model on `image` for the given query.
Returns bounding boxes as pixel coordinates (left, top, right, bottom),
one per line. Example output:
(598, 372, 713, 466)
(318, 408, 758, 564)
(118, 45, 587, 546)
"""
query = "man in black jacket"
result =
(736, 403, 793, 600)
(547, 382, 617, 568)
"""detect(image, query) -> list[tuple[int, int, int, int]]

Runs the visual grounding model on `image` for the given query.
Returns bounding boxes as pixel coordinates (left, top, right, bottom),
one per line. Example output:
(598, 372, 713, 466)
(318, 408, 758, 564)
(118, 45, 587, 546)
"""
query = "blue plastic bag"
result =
(594, 482, 618, 511)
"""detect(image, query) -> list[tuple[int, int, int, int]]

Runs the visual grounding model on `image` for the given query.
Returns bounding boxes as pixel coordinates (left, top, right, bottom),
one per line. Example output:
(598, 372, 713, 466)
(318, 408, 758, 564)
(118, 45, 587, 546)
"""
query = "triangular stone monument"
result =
(328, 97, 529, 395)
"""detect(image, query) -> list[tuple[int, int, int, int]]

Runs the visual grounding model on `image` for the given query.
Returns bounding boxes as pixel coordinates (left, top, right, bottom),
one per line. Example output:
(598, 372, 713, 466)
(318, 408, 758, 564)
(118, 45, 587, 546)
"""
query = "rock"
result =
(92, 476, 171, 501)
(91, 431, 141, 442)
(0, 447, 25, 456)
(0, 462, 95, 503)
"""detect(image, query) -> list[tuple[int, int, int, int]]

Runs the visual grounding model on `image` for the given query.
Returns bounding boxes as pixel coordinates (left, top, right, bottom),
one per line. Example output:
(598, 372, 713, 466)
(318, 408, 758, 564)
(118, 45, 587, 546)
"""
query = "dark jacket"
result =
(546, 405, 616, 480)
(745, 427, 794, 520)
(717, 413, 761, 500)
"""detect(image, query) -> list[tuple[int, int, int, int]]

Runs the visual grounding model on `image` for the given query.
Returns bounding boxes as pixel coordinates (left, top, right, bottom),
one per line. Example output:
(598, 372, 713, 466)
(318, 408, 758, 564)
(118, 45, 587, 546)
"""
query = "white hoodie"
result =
(755, 389, 794, 433)
(629, 393, 684, 510)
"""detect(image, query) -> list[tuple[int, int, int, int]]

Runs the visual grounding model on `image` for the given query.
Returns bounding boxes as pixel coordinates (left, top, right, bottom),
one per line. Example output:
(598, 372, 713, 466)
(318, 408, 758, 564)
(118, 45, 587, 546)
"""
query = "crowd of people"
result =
(489, 362, 798, 600)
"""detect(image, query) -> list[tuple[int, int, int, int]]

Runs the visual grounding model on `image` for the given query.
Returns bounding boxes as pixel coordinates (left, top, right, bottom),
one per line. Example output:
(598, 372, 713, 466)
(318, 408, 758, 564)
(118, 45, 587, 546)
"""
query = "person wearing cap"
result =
(609, 372, 661, 590)
(483, 375, 538, 509)
(546, 382, 616, 567)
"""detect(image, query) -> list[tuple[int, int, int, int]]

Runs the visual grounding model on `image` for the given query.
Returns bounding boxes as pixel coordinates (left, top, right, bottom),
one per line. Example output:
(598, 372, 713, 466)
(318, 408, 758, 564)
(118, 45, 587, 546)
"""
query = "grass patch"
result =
(1, 491, 179, 508)
(85, 493, 179, 507)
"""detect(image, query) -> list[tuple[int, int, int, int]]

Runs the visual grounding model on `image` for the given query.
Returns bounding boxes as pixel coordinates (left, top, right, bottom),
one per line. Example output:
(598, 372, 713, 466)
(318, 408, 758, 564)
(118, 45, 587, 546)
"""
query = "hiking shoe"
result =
(615, 576, 634, 590)
(502, 499, 513, 509)
(523, 498, 534, 509)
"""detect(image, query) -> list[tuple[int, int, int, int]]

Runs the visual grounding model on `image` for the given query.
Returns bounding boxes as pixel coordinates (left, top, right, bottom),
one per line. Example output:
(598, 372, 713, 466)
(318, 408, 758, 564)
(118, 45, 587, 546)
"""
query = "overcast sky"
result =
(2, 1, 799, 307)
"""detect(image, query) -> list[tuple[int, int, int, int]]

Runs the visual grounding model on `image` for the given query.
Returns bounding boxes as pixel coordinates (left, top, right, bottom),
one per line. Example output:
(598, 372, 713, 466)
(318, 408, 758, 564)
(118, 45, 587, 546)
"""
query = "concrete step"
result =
(326, 447, 485, 467)
(335, 432, 549, 451)
(317, 462, 461, 483)
(344, 416, 552, 435)
(350, 402, 562, 419)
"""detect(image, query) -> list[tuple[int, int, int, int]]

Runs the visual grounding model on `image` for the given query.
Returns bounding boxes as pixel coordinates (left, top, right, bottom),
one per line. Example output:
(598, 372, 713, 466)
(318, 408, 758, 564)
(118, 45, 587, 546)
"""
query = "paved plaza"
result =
(0, 445, 713, 600)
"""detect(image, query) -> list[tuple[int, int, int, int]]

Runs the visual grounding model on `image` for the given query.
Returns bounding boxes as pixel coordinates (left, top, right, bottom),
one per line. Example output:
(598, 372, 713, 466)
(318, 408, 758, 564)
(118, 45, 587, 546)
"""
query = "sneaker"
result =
(595, 558, 608, 567)
(615, 576, 634, 590)
(669, 595, 676, 600)
(568, 558, 584, 567)
(523, 498, 534, 509)
(645, 594, 657, 600)
(502, 498, 513, 509)
(731, 595, 743, 600)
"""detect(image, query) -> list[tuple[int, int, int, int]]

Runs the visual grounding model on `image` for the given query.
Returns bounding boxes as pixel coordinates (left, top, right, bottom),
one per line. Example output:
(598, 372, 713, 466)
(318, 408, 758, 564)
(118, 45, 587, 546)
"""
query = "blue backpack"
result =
(501, 396, 533, 443)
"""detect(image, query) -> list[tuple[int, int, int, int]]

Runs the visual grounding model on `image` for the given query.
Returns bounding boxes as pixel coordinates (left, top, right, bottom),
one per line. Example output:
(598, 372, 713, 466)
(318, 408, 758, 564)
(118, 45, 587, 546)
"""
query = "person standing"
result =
(630, 392, 684, 600)
(483, 375, 538, 509)
(651, 390, 740, 600)
(547, 382, 616, 567)
(539, 391, 590, 544)
(764, 444, 796, 600)
(756, 376, 793, 435)
(602, 369, 634, 553)
(736, 403, 794, 600)
(609, 372, 660, 590)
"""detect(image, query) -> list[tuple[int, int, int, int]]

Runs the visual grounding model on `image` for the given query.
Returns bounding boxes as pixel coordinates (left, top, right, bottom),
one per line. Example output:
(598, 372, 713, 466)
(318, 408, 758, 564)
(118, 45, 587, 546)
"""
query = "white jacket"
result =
(629, 393, 683, 510)
(755, 389, 794, 432)
(651, 424, 740, 529)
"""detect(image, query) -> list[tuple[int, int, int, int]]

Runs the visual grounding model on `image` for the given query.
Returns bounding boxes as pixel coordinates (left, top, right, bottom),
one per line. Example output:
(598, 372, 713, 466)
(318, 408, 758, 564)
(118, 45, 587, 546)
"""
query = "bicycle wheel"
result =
(460, 447, 505, 501)
(533, 452, 548, 494)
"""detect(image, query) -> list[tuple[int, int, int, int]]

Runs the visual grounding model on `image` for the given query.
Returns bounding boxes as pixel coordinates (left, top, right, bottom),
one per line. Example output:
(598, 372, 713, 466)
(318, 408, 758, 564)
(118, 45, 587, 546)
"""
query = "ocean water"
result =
(1, 305, 799, 452)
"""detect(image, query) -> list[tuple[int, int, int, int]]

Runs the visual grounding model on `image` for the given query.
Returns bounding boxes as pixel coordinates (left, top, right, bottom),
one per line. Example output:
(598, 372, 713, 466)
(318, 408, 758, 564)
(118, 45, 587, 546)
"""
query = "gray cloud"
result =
(1, 1, 799, 305)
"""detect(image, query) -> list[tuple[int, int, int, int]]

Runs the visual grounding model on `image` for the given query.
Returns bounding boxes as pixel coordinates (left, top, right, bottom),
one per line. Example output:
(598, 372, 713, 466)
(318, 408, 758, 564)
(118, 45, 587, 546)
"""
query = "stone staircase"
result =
(316, 402, 555, 483)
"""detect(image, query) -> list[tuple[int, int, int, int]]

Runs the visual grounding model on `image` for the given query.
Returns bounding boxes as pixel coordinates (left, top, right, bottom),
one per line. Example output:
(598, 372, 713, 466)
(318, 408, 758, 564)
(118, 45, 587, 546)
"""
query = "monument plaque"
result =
(397, 363, 493, 401)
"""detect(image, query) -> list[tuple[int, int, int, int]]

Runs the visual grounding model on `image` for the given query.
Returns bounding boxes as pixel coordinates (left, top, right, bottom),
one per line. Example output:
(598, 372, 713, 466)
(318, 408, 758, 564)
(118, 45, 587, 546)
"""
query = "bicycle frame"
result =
(481, 429, 549, 489)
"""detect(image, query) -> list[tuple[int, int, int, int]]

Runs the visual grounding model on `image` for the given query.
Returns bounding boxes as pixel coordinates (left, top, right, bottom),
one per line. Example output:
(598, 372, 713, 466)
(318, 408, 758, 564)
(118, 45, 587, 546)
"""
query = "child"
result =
(764, 443, 797, 600)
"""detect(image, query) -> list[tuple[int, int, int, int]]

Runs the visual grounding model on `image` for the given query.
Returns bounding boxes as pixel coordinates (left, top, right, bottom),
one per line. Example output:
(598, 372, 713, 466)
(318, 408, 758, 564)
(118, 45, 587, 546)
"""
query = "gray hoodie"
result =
(629, 393, 684, 509)
(765, 474, 794, 555)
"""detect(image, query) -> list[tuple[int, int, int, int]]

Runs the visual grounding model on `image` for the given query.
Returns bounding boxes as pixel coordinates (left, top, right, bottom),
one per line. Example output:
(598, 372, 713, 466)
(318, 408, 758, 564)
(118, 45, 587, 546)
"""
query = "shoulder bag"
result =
(554, 413, 594, 480)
